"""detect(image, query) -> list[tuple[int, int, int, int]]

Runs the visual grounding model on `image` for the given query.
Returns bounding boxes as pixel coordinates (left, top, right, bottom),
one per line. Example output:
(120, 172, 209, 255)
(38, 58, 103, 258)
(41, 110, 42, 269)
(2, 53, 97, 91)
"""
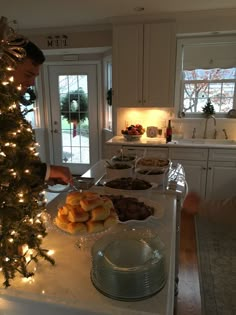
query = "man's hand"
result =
(48, 165, 73, 185)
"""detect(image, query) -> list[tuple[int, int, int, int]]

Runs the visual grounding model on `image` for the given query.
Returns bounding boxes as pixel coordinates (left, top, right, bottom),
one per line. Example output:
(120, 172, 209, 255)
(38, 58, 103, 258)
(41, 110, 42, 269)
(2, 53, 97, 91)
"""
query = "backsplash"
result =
(116, 108, 236, 140)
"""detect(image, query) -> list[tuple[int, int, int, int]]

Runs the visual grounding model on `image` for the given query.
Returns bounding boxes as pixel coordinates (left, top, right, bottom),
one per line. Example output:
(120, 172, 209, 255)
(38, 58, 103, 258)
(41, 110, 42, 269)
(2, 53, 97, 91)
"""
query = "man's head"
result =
(13, 41, 45, 93)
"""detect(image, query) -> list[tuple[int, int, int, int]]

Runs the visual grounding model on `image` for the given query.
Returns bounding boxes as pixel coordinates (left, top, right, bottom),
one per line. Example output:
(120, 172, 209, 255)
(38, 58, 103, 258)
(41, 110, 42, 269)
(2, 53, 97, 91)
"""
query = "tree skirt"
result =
(195, 214, 236, 315)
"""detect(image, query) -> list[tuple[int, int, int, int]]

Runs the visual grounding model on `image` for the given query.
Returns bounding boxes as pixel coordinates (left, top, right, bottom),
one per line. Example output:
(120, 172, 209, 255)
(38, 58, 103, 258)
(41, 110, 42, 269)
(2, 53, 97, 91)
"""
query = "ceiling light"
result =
(134, 7, 145, 12)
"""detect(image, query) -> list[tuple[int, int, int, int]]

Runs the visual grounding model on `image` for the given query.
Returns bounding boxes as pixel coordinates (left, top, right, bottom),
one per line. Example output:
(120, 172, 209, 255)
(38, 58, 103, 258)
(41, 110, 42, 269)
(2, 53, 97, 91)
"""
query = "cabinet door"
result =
(143, 21, 176, 107)
(123, 146, 169, 159)
(206, 161, 236, 200)
(113, 24, 143, 107)
(172, 160, 207, 198)
(103, 145, 122, 159)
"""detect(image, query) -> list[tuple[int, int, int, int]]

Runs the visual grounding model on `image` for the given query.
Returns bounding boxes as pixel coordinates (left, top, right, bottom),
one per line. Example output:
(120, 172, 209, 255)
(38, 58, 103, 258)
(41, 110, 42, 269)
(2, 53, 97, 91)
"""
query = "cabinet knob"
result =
(208, 167, 212, 170)
(202, 167, 206, 170)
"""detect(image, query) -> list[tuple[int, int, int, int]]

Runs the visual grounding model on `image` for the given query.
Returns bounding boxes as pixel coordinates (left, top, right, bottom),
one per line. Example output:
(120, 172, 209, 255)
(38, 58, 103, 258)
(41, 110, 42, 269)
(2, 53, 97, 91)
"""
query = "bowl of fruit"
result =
(121, 124, 145, 141)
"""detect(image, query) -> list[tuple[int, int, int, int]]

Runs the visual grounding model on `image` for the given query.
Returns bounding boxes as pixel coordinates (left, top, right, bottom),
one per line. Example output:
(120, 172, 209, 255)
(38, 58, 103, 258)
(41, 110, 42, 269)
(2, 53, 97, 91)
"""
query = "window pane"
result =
(59, 74, 90, 164)
(182, 68, 236, 114)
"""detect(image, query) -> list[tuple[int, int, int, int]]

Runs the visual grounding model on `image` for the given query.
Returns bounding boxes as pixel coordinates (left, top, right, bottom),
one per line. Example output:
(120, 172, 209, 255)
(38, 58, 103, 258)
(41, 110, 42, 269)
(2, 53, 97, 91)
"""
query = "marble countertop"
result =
(0, 189, 177, 315)
(107, 136, 236, 148)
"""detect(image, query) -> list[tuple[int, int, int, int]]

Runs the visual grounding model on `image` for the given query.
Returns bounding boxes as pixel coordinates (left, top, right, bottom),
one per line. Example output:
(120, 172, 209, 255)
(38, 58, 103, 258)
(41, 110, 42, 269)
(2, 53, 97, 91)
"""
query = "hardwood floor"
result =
(176, 211, 202, 315)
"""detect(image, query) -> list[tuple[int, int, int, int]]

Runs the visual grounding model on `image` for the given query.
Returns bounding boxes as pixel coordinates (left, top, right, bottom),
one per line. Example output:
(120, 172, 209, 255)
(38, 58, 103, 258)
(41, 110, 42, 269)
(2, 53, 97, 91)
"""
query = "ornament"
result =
(0, 16, 27, 67)
(1, 34, 27, 67)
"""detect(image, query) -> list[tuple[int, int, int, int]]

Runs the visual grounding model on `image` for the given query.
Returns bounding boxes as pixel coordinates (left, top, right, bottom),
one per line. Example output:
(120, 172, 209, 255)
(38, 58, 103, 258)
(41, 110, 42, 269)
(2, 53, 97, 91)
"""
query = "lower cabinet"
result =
(123, 146, 169, 159)
(169, 147, 236, 200)
(206, 149, 236, 199)
(174, 160, 207, 199)
(105, 145, 169, 160)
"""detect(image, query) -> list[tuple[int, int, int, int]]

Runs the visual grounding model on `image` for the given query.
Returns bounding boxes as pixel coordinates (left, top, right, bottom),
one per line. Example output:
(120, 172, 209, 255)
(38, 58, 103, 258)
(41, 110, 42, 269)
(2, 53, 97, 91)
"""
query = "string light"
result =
(0, 24, 55, 287)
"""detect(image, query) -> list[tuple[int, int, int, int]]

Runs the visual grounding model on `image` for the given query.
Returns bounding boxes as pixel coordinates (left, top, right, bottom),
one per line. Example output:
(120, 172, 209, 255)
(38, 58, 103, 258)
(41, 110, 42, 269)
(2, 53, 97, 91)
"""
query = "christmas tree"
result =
(0, 17, 54, 287)
(202, 98, 215, 117)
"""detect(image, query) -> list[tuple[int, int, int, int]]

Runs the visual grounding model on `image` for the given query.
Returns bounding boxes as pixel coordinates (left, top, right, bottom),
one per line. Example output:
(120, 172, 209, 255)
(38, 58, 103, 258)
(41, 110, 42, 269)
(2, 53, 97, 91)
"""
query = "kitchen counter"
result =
(107, 136, 236, 148)
(0, 178, 177, 315)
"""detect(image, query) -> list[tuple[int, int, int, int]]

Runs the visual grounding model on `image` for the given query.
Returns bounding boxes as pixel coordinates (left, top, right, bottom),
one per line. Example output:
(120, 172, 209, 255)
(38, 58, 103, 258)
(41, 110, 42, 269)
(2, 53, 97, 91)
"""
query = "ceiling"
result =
(2, 0, 236, 32)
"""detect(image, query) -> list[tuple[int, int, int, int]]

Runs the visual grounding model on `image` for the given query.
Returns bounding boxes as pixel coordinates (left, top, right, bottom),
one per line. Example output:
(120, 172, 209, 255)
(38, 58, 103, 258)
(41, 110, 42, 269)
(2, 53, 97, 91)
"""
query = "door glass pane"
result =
(59, 75, 90, 164)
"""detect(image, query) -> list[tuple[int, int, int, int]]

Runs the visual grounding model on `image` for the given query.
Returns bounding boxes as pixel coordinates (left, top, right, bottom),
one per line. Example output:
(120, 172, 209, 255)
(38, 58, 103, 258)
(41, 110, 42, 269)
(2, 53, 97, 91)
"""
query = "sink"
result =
(172, 139, 236, 145)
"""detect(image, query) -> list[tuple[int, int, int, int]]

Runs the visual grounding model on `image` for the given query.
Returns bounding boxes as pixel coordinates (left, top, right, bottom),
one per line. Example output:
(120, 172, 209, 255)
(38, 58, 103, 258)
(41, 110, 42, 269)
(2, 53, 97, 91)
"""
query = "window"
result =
(175, 36, 236, 117)
(103, 55, 112, 130)
(20, 86, 40, 128)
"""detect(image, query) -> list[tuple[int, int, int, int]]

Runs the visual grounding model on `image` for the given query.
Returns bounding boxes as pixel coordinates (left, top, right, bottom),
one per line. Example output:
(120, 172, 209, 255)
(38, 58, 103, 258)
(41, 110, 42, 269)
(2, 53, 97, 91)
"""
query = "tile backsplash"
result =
(116, 108, 236, 140)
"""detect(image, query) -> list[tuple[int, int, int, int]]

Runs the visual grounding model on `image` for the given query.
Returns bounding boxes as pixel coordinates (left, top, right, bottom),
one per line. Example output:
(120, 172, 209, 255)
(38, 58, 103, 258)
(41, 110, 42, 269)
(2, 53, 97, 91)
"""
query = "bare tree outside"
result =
(182, 68, 236, 114)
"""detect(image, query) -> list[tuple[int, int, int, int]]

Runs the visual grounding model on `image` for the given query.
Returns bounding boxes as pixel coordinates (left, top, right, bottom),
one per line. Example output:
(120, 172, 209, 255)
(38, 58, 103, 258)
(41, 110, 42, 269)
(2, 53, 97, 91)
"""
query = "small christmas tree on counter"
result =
(202, 98, 215, 117)
(0, 16, 54, 287)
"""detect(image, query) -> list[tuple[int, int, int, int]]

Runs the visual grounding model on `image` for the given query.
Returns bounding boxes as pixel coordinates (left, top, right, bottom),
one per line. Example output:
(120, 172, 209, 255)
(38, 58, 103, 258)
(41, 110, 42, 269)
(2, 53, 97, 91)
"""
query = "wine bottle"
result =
(166, 120, 172, 143)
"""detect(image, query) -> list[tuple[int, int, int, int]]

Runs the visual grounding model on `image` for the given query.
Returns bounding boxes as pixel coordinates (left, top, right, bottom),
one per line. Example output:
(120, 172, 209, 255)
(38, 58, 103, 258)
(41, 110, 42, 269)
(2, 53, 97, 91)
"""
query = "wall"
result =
(113, 9, 236, 141)
(21, 9, 236, 159)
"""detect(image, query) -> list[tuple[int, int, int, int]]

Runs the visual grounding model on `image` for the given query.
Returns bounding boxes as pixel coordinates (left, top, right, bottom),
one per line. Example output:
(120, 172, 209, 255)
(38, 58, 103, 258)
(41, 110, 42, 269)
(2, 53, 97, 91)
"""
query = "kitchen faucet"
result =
(203, 115, 217, 139)
(222, 128, 228, 139)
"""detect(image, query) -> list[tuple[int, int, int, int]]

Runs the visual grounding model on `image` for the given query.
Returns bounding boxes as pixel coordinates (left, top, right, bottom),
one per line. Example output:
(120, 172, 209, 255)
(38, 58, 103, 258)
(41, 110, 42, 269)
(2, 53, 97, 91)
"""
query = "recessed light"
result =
(134, 7, 145, 12)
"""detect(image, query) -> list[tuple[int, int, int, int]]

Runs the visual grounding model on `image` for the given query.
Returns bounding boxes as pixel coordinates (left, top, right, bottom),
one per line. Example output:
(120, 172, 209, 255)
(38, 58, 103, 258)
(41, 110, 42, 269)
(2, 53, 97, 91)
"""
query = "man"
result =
(12, 40, 72, 185)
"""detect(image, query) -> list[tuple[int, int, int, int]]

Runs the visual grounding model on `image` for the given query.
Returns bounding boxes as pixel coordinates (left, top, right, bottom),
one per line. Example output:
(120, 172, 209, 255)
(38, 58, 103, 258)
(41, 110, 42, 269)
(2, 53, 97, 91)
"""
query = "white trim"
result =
(175, 35, 236, 118)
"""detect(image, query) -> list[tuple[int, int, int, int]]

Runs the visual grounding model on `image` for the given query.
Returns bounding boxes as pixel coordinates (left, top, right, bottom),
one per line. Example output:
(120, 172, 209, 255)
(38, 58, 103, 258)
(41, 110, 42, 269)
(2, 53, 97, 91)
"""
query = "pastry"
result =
(67, 222, 87, 234)
(67, 205, 90, 222)
(58, 205, 69, 216)
(80, 196, 104, 212)
(101, 196, 115, 211)
(55, 192, 117, 234)
(103, 214, 117, 229)
(66, 191, 85, 205)
(55, 214, 70, 232)
(90, 205, 110, 221)
(86, 220, 104, 233)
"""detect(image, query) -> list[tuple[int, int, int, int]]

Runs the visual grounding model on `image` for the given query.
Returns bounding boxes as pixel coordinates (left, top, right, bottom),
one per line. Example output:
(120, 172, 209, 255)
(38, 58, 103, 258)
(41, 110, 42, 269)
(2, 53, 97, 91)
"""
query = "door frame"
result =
(42, 60, 103, 171)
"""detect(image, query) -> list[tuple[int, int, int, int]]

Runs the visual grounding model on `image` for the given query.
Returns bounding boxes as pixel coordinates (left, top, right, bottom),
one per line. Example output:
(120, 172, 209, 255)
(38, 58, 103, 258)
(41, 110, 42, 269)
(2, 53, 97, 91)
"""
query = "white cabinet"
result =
(169, 148, 208, 199)
(206, 149, 236, 199)
(113, 21, 176, 107)
(169, 147, 236, 200)
(104, 144, 169, 160)
(124, 146, 169, 159)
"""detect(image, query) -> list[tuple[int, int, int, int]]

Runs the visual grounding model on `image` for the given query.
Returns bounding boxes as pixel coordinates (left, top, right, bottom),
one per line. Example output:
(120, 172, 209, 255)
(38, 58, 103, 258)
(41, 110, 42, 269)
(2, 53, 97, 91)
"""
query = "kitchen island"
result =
(0, 163, 178, 315)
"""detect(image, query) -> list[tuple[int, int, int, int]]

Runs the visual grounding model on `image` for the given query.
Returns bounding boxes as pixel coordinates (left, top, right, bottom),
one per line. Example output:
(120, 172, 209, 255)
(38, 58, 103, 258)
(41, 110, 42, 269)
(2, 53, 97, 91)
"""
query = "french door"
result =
(47, 64, 99, 175)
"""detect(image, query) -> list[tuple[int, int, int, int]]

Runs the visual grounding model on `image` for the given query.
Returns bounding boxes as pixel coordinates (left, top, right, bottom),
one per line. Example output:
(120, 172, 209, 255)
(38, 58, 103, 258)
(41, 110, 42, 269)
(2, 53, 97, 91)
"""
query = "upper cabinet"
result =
(112, 21, 176, 107)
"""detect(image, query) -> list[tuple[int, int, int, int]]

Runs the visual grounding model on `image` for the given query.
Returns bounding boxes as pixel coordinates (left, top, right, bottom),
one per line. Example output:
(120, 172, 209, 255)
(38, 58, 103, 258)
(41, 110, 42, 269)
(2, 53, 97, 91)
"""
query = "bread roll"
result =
(55, 215, 70, 232)
(67, 205, 89, 223)
(83, 191, 100, 199)
(58, 205, 69, 216)
(90, 205, 110, 222)
(86, 220, 104, 233)
(80, 196, 104, 212)
(67, 222, 87, 234)
(101, 196, 115, 211)
(104, 214, 117, 229)
(66, 191, 84, 205)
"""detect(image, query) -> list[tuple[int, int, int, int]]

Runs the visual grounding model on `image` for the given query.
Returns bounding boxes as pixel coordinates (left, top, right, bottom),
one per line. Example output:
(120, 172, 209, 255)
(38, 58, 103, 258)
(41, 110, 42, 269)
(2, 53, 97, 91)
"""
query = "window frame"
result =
(175, 35, 236, 118)
(103, 54, 112, 130)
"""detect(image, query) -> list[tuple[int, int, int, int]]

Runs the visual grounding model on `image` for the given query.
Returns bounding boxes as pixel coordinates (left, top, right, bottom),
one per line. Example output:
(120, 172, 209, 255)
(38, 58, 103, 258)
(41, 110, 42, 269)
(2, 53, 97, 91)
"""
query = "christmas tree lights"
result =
(0, 16, 54, 287)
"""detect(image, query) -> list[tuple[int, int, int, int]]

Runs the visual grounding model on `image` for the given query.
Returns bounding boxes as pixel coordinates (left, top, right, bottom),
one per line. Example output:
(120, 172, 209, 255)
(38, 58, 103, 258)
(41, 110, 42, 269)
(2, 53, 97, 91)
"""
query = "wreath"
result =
(60, 88, 88, 137)
(60, 88, 88, 124)
(19, 87, 36, 106)
(106, 88, 112, 106)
